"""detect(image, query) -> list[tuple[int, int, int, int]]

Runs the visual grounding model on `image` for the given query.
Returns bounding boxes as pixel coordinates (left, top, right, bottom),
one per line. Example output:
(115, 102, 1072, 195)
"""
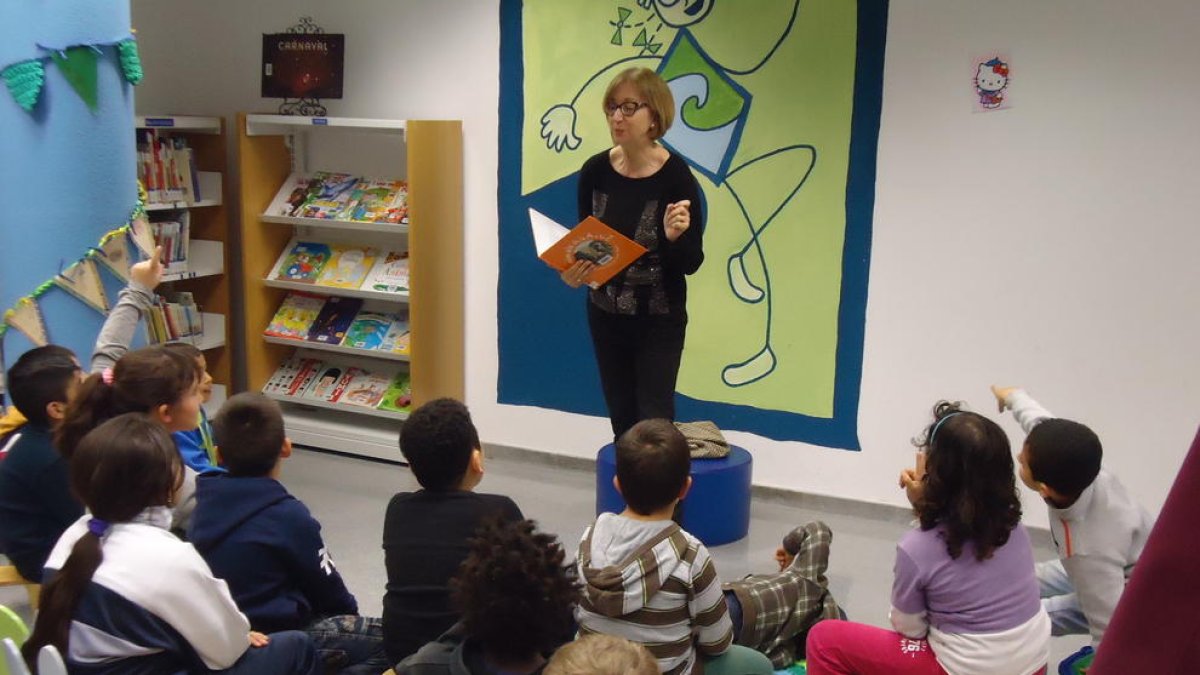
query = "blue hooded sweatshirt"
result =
(188, 474, 357, 633)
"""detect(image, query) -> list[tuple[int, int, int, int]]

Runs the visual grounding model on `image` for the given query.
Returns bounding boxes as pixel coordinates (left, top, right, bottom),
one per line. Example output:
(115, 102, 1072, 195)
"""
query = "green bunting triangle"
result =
(611, 28, 624, 46)
(51, 47, 99, 111)
(2, 60, 45, 111)
(633, 29, 649, 48)
(616, 7, 632, 23)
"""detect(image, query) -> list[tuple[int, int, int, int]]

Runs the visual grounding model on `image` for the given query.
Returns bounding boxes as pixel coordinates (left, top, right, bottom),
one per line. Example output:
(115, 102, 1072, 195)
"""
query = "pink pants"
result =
(806, 620, 1048, 675)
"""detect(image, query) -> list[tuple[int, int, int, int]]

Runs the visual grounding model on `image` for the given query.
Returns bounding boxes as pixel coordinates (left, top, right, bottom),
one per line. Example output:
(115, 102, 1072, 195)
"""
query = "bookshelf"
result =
(236, 113, 463, 460)
(135, 115, 231, 391)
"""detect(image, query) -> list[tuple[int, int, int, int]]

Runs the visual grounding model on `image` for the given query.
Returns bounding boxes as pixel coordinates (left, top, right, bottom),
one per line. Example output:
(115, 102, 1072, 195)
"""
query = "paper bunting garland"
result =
(55, 258, 110, 313)
(128, 215, 156, 257)
(4, 298, 49, 347)
(1, 35, 141, 113)
(95, 233, 132, 281)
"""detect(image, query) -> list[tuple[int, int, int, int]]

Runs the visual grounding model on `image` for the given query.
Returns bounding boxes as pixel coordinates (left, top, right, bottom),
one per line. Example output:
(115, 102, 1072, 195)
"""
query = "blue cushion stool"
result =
(595, 443, 752, 546)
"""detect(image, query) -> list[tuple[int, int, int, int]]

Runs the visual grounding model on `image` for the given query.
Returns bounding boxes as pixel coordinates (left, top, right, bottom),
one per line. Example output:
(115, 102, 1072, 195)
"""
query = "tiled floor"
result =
(1, 446, 1088, 667)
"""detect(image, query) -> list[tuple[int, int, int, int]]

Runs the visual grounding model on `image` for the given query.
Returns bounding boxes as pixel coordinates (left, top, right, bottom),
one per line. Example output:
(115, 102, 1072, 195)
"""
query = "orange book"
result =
(534, 212, 647, 289)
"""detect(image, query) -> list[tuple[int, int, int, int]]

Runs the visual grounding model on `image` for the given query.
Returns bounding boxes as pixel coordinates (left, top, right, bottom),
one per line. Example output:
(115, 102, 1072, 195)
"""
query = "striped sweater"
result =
(575, 513, 733, 675)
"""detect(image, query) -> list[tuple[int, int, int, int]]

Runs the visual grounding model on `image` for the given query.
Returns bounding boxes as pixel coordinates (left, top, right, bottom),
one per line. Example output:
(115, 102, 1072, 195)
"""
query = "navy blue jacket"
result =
(189, 474, 357, 633)
(0, 425, 83, 581)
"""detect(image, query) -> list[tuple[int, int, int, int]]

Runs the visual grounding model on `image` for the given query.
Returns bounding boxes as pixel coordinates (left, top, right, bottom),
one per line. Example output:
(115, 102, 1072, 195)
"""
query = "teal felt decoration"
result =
(2, 59, 46, 111)
(118, 39, 143, 85)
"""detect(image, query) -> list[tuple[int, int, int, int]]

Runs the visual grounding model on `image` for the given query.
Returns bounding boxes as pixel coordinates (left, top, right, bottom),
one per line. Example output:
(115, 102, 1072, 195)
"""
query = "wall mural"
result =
(497, 0, 887, 448)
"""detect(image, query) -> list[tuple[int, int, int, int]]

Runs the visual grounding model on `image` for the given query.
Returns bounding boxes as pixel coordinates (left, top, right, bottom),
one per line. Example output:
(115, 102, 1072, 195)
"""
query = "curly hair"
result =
(545, 634, 658, 675)
(451, 518, 580, 663)
(913, 401, 1022, 561)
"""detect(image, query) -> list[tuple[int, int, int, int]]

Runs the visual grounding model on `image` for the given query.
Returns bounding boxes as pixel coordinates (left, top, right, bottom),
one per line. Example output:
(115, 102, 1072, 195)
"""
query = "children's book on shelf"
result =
(146, 292, 203, 344)
(150, 216, 190, 272)
(316, 245, 379, 288)
(275, 242, 333, 284)
(380, 313, 410, 355)
(340, 370, 392, 408)
(363, 250, 410, 293)
(376, 372, 412, 413)
(263, 292, 326, 339)
(264, 356, 320, 396)
(137, 130, 201, 205)
(301, 365, 357, 403)
(306, 296, 363, 344)
(533, 214, 648, 289)
(347, 179, 409, 224)
(341, 311, 396, 351)
(298, 172, 359, 219)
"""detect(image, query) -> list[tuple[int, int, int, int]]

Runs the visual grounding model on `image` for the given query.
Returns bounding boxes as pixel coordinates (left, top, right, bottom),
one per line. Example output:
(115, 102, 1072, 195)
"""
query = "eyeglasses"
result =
(605, 100, 648, 117)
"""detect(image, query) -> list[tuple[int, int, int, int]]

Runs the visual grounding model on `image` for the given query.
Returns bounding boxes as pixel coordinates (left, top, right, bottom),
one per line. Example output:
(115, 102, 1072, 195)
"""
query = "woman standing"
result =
(564, 67, 704, 439)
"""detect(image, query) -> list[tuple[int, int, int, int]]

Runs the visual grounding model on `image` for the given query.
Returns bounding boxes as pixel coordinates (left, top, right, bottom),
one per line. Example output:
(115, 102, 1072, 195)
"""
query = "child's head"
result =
(914, 402, 1021, 561)
(212, 393, 289, 478)
(7, 345, 82, 429)
(452, 518, 579, 666)
(162, 343, 213, 404)
(399, 398, 482, 491)
(55, 346, 200, 459)
(24, 413, 181, 665)
(615, 419, 691, 515)
(545, 634, 659, 675)
(1020, 418, 1102, 504)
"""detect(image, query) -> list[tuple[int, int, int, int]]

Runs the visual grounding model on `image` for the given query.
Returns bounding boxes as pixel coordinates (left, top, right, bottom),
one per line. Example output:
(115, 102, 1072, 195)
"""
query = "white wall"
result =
(132, 0, 1200, 522)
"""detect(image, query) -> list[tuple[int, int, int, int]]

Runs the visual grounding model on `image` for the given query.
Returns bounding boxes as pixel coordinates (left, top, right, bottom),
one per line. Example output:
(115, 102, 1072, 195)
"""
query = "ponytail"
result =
(22, 526, 105, 670)
(54, 372, 116, 459)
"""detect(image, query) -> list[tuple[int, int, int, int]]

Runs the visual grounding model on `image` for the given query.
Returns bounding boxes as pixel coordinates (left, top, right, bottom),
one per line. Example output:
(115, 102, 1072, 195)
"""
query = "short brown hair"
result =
(615, 419, 690, 514)
(546, 634, 658, 675)
(603, 67, 674, 140)
(212, 393, 286, 477)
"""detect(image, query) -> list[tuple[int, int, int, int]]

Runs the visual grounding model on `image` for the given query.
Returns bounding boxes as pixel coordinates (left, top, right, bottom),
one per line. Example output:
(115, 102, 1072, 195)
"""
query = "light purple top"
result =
(892, 523, 1042, 634)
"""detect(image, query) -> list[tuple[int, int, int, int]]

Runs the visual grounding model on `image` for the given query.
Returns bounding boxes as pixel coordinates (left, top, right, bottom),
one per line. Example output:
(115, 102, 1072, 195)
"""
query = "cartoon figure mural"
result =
(975, 57, 1009, 109)
(498, 0, 888, 447)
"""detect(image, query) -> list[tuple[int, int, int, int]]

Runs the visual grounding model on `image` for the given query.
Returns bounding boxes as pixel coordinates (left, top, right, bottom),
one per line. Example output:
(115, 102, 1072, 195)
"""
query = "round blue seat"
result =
(595, 443, 752, 546)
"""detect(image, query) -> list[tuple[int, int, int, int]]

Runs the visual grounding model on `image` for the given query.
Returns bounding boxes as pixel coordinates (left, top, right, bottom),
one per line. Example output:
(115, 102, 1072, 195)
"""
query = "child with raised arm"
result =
(992, 385, 1153, 655)
(806, 403, 1050, 675)
(22, 413, 317, 674)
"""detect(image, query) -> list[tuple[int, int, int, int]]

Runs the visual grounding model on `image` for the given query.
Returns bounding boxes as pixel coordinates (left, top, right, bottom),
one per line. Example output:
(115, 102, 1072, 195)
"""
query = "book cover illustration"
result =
(364, 250, 410, 294)
(264, 292, 327, 339)
(263, 355, 303, 394)
(306, 296, 364, 344)
(341, 311, 396, 350)
(299, 172, 359, 220)
(280, 175, 318, 217)
(340, 370, 393, 408)
(380, 313, 410, 355)
(347, 179, 408, 224)
(262, 33, 345, 100)
(376, 372, 412, 413)
(287, 359, 324, 397)
(316, 245, 379, 289)
(276, 242, 333, 284)
(302, 365, 357, 403)
(534, 214, 648, 289)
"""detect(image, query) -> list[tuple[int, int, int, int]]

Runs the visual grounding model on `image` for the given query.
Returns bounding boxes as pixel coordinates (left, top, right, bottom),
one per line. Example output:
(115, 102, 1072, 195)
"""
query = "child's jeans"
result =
(306, 615, 389, 675)
(805, 620, 947, 675)
(1036, 560, 1091, 637)
(213, 630, 319, 675)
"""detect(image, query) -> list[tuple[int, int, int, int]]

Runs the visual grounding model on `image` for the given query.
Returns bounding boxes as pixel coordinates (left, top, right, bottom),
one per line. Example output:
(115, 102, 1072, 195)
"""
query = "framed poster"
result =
(262, 33, 345, 99)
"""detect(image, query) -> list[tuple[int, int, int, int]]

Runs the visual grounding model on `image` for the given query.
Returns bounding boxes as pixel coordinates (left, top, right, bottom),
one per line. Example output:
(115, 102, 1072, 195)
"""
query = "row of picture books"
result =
(265, 294, 410, 355)
(146, 292, 204, 344)
(265, 355, 412, 413)
(138, 130, 205, 205)
(274, 240, 409, 293)
(151, 218, 190, 271)
(273, 172, 409, 224)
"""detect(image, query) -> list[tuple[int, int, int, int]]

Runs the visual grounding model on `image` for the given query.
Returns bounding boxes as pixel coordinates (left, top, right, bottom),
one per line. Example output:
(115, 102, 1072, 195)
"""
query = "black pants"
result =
(588, 303, 687, 439)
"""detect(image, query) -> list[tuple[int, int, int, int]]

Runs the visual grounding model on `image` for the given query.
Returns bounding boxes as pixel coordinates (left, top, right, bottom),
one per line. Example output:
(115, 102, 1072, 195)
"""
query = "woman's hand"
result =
(248, 631, 270, 648)
(664, 200, 691, 242)
(560, 259, 596, 288)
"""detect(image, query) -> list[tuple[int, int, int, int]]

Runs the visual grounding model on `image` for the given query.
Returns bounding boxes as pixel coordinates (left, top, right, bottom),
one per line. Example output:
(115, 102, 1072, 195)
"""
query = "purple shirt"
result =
(892, 523, 1041, 634)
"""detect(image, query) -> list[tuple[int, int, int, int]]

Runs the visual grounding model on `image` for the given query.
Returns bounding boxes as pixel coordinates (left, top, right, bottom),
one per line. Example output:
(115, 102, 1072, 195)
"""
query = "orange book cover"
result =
(536, 215, 647, 289)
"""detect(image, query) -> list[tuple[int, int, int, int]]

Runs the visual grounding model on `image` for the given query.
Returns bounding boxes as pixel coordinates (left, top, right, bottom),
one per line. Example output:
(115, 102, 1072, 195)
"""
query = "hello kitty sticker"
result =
(973, 54, 1011, 112)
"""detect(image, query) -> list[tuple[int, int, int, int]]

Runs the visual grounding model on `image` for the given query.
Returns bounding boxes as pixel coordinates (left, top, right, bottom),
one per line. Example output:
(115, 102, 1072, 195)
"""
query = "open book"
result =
(531, 209, 647, 289)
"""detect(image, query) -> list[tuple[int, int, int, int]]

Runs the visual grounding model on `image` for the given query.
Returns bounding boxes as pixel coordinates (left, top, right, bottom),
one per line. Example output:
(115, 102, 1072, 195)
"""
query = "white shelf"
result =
(260, 214, 408, 234)
(145, 172, 223, 211)
(262, 336, 410, 362)
(136, 115, 223, 133)
(262, 278, 408, 303)
(162, 240, 224, 282)
(166, 313, 225, 351)
(278, 405, 404, 461)
(264, 390, 408, 422)
(246, 114, 406, 136)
